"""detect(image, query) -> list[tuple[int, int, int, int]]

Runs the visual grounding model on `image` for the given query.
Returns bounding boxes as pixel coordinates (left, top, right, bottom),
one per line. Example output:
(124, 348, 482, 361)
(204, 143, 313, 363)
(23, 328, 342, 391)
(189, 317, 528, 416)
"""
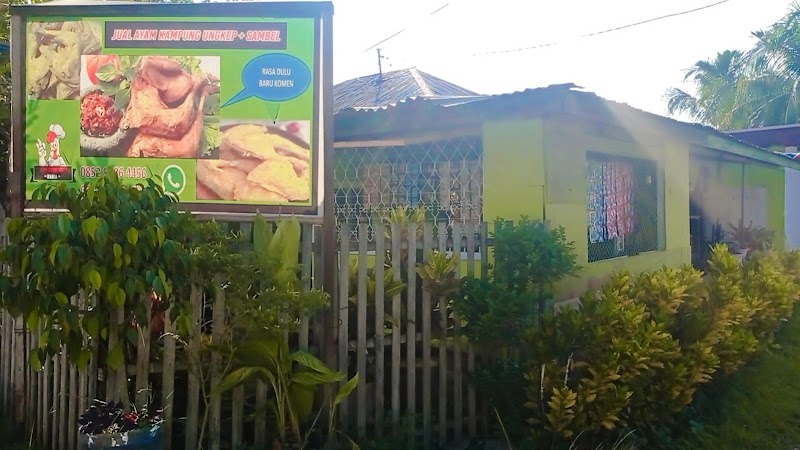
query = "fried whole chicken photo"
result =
(123, 57, 216, 158)
(79, 55, 220, 158)
(27, 21, 102, 100)
(196, 122, 312, 204)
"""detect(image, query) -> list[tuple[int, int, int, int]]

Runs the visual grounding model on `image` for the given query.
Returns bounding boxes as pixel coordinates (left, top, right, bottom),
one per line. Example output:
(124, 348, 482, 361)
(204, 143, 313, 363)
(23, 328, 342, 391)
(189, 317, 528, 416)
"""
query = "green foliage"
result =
(521, 245, 800, 447)
(492, 217, 580, 298)
(454, 218, 580, 349)
(416, 250, 461, 300)
(214, 331, 348, 447)
(726, 222, 774, 252)
(451, 217, 580, 443)
(456, 277, 537, 349)
(204, 215, 335, 447)
(0, 173, 198, 369)
(662, 305, 800, 450)
(666, 3, 800, 128)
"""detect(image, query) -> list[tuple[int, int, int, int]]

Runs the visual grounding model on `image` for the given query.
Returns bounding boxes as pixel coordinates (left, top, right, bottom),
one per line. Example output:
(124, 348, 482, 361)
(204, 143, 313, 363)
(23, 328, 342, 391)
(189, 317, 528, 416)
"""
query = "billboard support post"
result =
(320, 10, 337, 389)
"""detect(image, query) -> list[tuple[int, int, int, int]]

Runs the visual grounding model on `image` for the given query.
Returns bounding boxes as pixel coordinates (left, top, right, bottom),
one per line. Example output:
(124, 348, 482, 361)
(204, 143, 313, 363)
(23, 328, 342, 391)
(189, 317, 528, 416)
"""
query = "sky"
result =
(332, 0, 794, 122)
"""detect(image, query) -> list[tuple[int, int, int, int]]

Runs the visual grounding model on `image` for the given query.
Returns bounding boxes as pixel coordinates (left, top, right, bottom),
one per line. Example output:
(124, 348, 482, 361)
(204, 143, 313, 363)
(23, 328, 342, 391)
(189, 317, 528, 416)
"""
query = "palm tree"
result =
(666, 50, 746, 129)
(666, 2, 800, 130)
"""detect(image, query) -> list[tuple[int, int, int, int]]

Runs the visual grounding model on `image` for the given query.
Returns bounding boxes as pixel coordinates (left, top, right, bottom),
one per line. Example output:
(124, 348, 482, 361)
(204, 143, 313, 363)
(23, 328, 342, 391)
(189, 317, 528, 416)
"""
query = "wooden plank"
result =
(37, 331, 44, 447)
(466, 223, 476, 278)
(13, 316, 25, 424)
(161, 307, 176, 450)
(185, 286, 203, 450)
(468, 345, 477, 437)
(338, 223, 350, 426)
(43, 357, 51, 448)
(209, 281, 226, 450)
(373, 224, 386, 438)
(78, 294, 88, 416)
(232, 386, 244, 449)
(467, 223, 478, 434)
(109, 307, 130, 409)
(1, 313, 9, 415)
(452, 223, 463, 441)
(480, 222, 489, 280)
(406, 222, 418, 440)
(254, 381, 267, 446)
(300, 223, 313, 351)
(467, 222, 489, 438)
(437, 222, 448, 444)
(59, 348, 67, 450)
(26, 332, 34, 439)
(356, 222, 368, 436)
(69, 349, 78, 450)
(390, 223, 402, 429)
(87, 301, 98, 407)
(28, 332, 36, 443)
(78, 350, 89, 424)
(6, 313, 14, 418)
(51, 353, 60, 450)
(135, 294, 153, 410)
(0, 314, 5, 414)
(422, 222, 433, 447)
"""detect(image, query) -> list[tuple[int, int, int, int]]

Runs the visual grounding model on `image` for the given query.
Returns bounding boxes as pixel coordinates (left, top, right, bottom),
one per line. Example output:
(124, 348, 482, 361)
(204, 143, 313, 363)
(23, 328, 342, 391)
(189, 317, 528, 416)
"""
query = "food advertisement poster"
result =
(20, 13, 322, 215)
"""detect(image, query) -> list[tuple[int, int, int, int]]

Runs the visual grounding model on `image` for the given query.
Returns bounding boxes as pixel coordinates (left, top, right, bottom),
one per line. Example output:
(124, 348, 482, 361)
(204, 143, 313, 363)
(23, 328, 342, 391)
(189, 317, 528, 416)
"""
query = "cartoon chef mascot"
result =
(36, 124, 68, 167)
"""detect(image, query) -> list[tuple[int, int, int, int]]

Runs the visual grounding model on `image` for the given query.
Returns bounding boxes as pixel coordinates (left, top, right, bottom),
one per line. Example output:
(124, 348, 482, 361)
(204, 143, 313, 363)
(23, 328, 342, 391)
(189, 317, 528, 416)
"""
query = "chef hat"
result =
(49, 124, 66, 139)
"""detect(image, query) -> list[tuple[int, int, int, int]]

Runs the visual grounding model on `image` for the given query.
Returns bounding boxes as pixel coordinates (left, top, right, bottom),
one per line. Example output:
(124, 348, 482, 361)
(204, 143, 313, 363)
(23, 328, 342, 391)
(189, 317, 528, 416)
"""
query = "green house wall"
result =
(483, 117, 692, 300)
(689, 160, 786, 251)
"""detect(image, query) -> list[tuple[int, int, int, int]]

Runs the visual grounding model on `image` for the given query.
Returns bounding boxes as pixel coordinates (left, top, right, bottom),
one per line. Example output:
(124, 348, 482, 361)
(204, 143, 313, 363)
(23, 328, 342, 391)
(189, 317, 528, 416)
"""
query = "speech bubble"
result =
(222, 53, 312, 108)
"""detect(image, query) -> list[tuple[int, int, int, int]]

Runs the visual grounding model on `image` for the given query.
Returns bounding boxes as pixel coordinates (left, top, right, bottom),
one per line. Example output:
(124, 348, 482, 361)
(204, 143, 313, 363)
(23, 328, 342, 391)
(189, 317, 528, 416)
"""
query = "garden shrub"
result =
(452, 221, 800, 449)
(453, 217, 580, 440)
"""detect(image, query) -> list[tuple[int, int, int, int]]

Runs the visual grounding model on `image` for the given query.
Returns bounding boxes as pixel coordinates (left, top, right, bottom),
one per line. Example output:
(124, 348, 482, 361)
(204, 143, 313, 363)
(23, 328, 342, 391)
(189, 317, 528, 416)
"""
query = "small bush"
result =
(521, 245, 800, 447)
(453, 218, 579, 440)
(453, 221, 800, 449)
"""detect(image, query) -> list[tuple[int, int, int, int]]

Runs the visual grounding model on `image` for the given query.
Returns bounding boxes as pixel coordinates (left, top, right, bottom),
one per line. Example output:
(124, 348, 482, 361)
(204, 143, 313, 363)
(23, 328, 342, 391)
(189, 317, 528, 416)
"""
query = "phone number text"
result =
(80, 166, 149, 179)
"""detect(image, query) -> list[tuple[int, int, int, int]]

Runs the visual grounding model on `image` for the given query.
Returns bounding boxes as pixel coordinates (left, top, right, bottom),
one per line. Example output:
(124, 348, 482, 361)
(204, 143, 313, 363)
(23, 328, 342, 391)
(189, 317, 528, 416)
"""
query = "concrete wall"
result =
(689, 159, 786, 250)
(482, 117, 691, 300)
(786, 168, 800, 250)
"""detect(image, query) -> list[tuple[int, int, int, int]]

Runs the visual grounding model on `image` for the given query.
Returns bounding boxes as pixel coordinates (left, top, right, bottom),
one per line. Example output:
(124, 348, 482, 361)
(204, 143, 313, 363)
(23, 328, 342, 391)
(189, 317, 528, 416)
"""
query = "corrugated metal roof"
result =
(334, 82, 800, 170)
(333, 68, 479, 114)
(728, 124, 800, 148)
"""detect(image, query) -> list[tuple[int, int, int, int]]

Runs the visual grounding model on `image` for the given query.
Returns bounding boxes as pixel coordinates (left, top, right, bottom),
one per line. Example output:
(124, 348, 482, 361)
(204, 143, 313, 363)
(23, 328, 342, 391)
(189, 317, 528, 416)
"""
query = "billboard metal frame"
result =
(9, 1, 334, 222)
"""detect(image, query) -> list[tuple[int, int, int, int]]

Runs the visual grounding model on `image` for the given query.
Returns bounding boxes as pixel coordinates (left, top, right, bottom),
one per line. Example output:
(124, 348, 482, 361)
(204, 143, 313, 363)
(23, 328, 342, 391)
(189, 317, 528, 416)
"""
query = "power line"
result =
(363, 2, 452, 53)
(473, 0, 733, 56)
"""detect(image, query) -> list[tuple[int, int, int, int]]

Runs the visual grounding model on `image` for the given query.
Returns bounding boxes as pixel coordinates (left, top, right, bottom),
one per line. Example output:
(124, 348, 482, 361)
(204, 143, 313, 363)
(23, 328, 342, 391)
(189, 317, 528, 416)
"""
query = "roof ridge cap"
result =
(408, 67, 433, 97)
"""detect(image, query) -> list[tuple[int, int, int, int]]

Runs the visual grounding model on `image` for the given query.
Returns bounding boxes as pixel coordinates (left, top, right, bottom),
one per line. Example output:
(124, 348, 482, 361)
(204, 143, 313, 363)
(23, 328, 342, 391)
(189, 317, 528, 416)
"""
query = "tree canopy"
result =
(667, 3, 800, 130)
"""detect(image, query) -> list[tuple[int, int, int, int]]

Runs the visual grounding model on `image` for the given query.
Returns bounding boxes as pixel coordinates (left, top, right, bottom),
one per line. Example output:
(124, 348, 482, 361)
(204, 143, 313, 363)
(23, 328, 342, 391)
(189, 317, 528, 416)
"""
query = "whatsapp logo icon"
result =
(162, 165, 186, 196)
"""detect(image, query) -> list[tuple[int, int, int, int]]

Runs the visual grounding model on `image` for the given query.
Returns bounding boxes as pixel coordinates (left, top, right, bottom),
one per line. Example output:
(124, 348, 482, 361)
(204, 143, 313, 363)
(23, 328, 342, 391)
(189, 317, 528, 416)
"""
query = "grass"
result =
(670, 308, 800, 450)
(0, 415, 42, 450)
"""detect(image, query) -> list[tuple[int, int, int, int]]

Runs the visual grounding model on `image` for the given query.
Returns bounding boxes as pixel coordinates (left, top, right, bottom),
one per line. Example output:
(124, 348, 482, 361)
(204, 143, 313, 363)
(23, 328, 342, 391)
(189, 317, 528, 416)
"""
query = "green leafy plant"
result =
(451, 217, 580, 444)
(726, 221, 774, 252)
(214, 331, 346, 447)
(417, 249, 461, 300)
(0, 173, 196, 371)
(202, 214, 332, 448)
(522, 245, 800, 447)
(94, 55, 141, 111)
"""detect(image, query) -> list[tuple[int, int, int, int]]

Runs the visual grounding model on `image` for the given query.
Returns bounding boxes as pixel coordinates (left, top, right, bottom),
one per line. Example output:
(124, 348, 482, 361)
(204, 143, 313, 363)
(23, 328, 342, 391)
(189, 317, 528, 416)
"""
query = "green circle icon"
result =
(162, 165, 186, 196)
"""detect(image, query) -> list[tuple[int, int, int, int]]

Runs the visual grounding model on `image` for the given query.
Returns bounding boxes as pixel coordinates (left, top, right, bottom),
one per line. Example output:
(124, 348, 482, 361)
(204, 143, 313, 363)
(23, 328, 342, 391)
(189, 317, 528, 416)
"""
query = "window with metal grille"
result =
(586, 152, 663, 262)
(334, 136, 483, 245)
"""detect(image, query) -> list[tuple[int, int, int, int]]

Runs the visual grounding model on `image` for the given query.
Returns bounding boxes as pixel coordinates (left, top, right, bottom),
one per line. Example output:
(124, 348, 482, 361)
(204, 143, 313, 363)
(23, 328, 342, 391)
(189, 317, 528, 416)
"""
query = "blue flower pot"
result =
(79, 423, 161, 450)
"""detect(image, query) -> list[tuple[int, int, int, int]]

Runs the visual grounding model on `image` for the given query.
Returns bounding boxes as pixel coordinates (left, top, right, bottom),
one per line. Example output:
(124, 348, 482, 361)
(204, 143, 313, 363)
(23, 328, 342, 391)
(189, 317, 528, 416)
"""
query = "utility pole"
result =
(377, 48, 383, 81)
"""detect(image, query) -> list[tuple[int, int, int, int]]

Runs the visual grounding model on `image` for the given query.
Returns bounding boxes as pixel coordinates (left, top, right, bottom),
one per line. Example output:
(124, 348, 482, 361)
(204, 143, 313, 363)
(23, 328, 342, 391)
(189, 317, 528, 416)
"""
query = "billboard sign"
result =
(10, 1, 332, 218)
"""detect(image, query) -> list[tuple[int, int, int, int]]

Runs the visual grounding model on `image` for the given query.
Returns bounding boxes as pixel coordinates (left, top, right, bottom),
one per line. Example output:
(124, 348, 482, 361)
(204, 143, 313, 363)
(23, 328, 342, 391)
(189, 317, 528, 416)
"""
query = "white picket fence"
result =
(0, 219, 490, 449)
